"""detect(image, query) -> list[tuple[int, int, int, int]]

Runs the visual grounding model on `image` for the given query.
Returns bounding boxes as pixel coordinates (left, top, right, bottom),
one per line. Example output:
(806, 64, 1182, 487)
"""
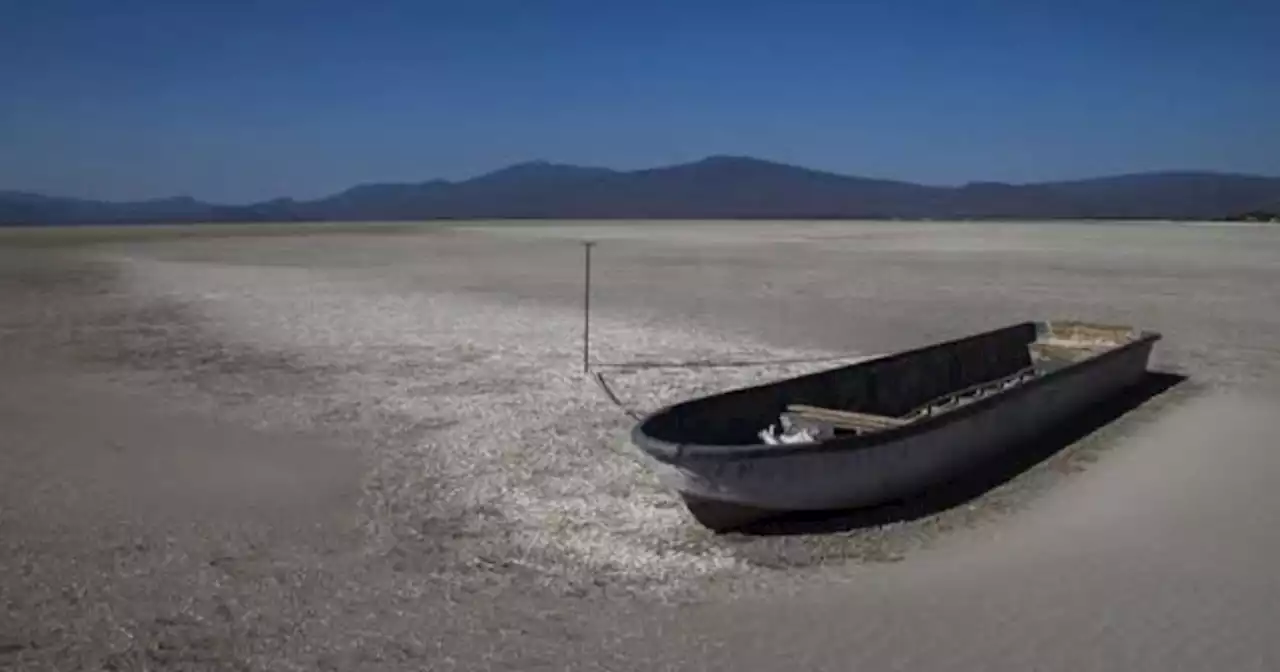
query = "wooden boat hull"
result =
(629, 321, 1161, 531)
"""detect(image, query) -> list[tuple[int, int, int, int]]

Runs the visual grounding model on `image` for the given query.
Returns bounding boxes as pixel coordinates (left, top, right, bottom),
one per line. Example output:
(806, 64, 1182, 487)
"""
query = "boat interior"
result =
(639, 320, 1143, 447)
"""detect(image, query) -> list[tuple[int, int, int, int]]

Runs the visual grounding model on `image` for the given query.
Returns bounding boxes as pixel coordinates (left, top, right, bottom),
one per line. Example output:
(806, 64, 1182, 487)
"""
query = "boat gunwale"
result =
(631, 323, 1162, 462)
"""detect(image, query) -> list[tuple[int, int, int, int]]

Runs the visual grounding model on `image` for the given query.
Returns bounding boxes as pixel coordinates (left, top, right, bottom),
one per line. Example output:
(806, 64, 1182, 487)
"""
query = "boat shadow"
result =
(733, 370, 1189, 537)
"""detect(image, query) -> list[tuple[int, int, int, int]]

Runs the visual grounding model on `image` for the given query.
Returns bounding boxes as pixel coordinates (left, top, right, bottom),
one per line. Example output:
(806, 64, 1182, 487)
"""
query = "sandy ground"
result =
(2, 220, 1279, 670)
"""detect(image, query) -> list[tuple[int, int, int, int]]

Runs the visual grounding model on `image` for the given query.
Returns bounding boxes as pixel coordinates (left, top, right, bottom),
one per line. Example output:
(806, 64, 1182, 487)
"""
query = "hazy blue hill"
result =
(1036, 172, 1280, 219)
(576, 156, 945, 219)
(4, 159, 1280, 225)
(298, 180, 453, 220)
(439, 162, 620, 218)
(0, 192, 233, 225)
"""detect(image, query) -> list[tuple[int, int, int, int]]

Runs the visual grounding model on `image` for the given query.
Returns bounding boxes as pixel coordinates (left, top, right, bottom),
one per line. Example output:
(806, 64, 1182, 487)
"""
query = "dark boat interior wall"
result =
(644, 322, 1039, 446)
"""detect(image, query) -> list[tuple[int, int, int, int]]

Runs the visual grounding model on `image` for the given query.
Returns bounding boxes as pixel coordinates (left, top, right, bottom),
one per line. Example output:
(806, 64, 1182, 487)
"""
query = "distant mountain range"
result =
(4, 156, 1279, 225)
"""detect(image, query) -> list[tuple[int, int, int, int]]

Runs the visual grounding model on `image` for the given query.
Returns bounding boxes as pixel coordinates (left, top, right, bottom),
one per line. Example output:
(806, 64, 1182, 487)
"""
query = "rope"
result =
(590, 352, 874, 372)
(587, 353, 876, 423)
(589, 371, 646, 420)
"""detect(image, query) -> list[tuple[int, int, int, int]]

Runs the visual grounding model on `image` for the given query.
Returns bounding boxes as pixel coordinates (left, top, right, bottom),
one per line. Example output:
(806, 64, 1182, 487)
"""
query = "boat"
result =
(629, 320, 1162, 531)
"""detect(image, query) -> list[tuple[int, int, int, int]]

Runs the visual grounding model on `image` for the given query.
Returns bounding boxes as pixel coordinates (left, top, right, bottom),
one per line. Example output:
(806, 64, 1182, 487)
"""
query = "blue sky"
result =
(3, 0, 1278, 202)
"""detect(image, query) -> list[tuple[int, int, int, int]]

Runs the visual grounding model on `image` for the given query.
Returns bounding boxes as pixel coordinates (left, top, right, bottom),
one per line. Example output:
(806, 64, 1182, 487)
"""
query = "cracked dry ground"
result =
(0, 245, 898, 670)
(4, 221, 1279, 671)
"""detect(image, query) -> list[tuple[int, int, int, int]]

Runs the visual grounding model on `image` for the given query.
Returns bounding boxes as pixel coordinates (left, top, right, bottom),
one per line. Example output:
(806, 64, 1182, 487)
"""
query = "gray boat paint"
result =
(631, 321, 1160, 529)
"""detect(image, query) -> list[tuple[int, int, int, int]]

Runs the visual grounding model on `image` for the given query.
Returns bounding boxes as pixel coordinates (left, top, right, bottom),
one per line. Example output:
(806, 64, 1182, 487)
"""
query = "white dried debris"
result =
(758, 414, 827, 445)
(108, 256, 870, 594)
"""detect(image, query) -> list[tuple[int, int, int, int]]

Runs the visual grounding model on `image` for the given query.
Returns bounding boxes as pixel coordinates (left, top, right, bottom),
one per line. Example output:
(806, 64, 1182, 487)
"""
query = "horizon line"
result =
(4, 156, 1277, 206)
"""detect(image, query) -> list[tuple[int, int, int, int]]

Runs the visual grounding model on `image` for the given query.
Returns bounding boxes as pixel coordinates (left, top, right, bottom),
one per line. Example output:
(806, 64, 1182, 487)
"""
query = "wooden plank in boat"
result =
(785, 404, 911, 431)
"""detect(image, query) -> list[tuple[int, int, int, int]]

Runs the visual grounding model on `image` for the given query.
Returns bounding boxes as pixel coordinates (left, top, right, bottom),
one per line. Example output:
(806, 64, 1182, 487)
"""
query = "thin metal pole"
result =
(582, 241, 595, 374)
